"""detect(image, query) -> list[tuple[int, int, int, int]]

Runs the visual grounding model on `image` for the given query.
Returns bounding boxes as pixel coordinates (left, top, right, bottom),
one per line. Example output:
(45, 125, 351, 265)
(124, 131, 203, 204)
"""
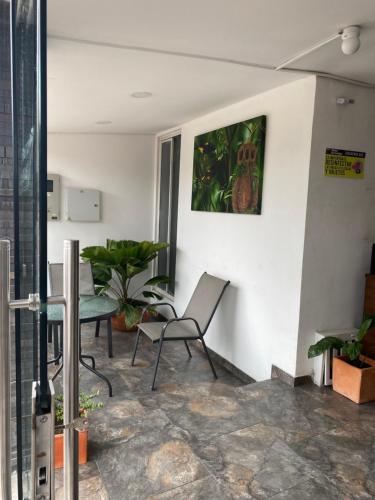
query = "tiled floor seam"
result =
(93, 459, 110, 499)
(146, 473, 221, 499)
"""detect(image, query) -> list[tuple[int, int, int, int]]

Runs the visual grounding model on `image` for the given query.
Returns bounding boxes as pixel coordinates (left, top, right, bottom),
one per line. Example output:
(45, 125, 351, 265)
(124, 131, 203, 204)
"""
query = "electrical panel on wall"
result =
(47, 174, 61, 220)
(65, 188, 101, 222)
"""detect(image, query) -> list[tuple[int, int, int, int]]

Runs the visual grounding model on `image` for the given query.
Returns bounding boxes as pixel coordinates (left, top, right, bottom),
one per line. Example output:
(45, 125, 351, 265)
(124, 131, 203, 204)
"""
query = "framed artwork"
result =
(192, 115, 266, 214)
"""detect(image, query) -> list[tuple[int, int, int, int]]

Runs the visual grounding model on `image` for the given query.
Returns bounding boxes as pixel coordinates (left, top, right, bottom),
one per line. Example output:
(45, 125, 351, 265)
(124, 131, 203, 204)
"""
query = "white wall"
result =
(161, 77, 316, 381)
(296, 79, 375, 375)
(47, 134, 155, 262)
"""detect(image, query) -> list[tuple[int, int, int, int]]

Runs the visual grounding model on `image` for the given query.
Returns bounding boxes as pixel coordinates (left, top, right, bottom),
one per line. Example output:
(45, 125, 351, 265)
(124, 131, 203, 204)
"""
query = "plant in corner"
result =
(54, 391, 103, 469)
(81, 239, 169, 331)
(308, 318, 375, 403)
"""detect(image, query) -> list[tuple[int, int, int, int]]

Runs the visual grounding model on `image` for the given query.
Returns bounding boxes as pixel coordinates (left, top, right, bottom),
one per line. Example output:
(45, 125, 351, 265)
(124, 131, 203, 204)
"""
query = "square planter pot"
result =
(111, 309, 156, 332)
(54, 429, 88, 469)
(333, 356, 375, 404)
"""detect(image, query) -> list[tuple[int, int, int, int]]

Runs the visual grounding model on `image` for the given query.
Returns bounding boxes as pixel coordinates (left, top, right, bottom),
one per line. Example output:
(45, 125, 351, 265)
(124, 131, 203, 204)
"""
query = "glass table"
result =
(47, 295, 118, 396)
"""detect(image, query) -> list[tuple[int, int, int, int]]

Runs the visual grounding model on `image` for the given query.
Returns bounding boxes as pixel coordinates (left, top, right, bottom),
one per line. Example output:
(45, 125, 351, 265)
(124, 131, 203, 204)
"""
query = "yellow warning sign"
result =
(324, 148, 366, 179)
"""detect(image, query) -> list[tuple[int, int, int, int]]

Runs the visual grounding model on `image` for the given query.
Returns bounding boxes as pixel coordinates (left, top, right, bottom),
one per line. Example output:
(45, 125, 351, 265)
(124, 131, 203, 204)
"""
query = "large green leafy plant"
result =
(308, 318, 373, 362)
(81, 240, 169, 328)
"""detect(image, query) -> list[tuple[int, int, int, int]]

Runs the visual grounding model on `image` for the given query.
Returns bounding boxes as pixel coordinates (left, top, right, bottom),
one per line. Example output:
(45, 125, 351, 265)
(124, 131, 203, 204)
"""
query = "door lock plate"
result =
(31, 381, 55, 500)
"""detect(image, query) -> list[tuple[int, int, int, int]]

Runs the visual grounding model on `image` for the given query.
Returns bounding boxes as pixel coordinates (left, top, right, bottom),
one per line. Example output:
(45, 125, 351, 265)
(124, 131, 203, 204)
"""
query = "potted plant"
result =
(308, 318, 375, 403)
(81, 239, 169, 331)
(54, 391, 103, 469)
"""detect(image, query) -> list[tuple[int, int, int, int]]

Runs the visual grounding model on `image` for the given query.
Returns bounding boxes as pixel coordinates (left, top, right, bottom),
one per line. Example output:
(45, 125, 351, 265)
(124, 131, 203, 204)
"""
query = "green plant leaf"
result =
(123, 302, 142, 328)
(308, 336, 345, 358)
(144, 275, 169, 286)
(342, 341, 362, 361)
(357, 318, 373, 341)
(126, 264, 146, 278)
(55, 390, 103, 427)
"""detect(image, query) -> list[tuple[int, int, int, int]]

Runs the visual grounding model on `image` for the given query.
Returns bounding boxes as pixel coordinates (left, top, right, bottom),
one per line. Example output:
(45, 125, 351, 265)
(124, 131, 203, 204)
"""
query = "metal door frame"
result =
(0, 240, 81, 499)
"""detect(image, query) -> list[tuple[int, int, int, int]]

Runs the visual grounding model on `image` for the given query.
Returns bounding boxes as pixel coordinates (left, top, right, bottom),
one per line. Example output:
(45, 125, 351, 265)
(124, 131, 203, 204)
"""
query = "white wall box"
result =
(47, 173, 61, 220)
(65, 188, 101, 222)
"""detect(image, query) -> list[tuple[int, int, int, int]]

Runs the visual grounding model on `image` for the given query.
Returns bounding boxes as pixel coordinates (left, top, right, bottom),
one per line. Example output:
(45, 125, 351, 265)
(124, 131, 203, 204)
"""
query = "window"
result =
(156, 134, 181, 296)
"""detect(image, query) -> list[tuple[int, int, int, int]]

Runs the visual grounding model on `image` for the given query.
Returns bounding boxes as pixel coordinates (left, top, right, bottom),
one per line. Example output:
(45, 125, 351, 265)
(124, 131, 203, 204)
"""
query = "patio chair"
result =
(131, 272, 230, 390)
(48, 262, 112, 357)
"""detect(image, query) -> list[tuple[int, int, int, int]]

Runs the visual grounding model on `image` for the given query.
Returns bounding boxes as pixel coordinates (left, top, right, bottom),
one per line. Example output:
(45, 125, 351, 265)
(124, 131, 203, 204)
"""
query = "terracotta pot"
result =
(333, 355, 375, 404)
(111, 310, 153, 332)
(54, 429, 88, 469)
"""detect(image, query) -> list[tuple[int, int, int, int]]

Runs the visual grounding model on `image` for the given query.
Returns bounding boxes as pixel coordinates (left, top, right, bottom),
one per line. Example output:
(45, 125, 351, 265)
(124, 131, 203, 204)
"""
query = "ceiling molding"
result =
(47, 131, 155, 136)
(48, 33, 375, 89)
(47, 34, 276, 71)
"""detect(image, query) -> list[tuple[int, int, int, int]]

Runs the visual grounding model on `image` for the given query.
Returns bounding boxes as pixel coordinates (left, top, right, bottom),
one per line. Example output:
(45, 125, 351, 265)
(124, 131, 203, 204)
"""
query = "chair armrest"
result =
(140, 302, 177, 322)
(160, 317, 202, 339)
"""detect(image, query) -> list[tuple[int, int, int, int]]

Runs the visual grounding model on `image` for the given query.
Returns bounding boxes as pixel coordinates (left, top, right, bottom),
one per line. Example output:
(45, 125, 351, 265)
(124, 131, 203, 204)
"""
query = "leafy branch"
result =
(308, 318, 372, 361)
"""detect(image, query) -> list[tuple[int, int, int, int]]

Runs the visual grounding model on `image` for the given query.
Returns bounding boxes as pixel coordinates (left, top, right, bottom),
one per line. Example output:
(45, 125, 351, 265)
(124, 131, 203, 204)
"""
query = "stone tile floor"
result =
(51, 325, 375, 499)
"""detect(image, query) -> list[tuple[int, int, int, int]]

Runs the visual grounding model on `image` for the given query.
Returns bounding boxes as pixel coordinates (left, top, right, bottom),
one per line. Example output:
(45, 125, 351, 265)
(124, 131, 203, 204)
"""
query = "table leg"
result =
(52, 360, 63, 381)
(80, 358, 113, 397)
(107, 317, 113, 358)
(95, 320, 100, 337)
(80, 354, 95, 369)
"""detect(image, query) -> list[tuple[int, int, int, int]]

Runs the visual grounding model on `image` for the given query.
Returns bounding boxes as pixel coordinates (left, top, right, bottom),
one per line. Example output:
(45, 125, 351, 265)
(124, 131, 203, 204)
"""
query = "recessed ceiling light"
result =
(131, 91, 152, 98)
(95, 120, 112, 125)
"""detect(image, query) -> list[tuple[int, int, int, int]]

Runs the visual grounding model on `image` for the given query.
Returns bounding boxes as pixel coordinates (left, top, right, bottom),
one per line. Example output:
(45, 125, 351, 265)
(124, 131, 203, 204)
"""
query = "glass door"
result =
(1, 2, 80, 498)
(0, 0, 49, 497)
(11, 0, 49, 496)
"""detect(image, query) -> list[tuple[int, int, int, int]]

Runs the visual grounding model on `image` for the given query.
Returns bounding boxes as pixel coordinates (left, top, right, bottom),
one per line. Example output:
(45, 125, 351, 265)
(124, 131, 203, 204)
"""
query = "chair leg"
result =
(107, 318, 113, 358)
(95, 320, 100, 337)
(151, 339, 164, 391)
(184, 340, 192, 358)
(131, 329, 141, 366)
(200, 336, 217, 379)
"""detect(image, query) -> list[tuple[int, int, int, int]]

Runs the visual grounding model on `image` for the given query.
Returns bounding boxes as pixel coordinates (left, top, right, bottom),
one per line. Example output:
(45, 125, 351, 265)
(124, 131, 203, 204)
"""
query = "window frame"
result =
(153, 130, 181, 300)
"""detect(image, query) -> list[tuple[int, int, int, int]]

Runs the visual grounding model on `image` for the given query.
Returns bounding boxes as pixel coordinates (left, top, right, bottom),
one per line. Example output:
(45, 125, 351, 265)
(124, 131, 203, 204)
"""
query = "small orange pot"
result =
(54, 429, 88, 469)
(333, 355, 375, 404)
(111, 310, 153, 332)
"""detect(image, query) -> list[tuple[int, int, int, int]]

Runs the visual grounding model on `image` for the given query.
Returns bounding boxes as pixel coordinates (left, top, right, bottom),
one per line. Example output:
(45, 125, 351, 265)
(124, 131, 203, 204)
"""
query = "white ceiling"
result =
(47, 0, 375, 134)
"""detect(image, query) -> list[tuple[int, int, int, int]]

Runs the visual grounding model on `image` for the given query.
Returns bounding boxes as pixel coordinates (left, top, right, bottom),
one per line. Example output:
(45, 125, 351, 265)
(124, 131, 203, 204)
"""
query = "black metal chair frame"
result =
(131, 297, 224, 391)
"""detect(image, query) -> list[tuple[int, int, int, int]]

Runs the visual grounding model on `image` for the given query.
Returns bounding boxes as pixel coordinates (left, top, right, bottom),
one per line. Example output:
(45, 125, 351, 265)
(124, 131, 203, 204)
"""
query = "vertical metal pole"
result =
(63, 240, 80, 499)
(0, 240, 11, 499)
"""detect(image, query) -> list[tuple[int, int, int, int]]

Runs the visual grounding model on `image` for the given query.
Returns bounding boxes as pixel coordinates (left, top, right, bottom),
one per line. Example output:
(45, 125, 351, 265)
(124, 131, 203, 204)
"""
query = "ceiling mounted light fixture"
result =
(95, 120, 112, 125)
(341, 26, 361, 55)
(131, 91, 152, 98)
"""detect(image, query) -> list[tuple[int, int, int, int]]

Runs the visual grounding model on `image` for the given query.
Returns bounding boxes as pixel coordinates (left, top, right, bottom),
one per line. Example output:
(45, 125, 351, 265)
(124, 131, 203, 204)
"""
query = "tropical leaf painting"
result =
(192, 115, 266, 214)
